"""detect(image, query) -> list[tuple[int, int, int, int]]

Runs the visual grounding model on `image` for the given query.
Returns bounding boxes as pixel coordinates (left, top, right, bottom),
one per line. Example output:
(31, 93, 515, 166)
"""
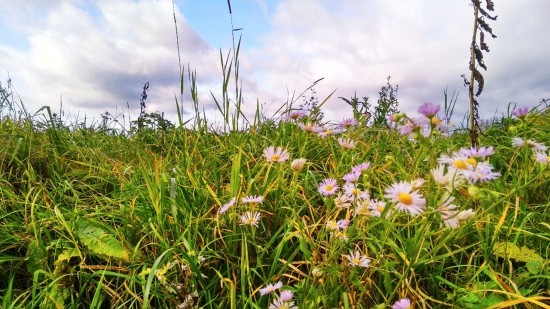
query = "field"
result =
(1, 83, 549, 308)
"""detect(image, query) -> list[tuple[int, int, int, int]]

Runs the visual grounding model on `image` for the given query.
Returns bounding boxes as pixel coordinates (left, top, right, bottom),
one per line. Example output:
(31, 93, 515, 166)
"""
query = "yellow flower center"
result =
(398, 193, 413, 205)
(352, 188, 361, 195)
(352, 258, 361, 265)
(453, 160, 468, 170)
(271, 154, 280, 161)
(377, 205, 385, 212)
(325, 185, 333, 191)
(431, 117, 442, 125)
(466, 157, 477, 166)
(245, 218, 255, 224)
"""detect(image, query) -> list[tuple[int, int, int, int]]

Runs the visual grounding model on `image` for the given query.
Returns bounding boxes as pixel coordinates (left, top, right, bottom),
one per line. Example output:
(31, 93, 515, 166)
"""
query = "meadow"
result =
(0, 75, 549, 308)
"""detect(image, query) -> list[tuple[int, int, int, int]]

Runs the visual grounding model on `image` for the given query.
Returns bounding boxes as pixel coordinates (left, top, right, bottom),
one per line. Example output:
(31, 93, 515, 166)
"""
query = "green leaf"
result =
(493, 242, 544, 263)
(526, 260, 543, 275)
(75, 219, 130, 262)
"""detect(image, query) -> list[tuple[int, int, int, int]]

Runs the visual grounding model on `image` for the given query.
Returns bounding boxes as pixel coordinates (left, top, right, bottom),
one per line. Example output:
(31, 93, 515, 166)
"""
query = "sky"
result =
(1, 0, 549, 128)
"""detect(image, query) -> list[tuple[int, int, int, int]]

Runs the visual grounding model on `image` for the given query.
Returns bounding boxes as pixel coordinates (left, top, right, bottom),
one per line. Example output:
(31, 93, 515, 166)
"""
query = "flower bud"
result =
(291, 158, 307, 171)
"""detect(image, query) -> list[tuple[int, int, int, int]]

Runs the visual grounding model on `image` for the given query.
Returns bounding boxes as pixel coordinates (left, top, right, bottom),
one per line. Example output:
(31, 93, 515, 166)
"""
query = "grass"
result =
(0, 91, 549, 308)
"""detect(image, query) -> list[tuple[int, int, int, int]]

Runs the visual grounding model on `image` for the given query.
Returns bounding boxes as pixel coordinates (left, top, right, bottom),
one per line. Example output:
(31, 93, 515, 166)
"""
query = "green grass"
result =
(0, 98, 549, 308)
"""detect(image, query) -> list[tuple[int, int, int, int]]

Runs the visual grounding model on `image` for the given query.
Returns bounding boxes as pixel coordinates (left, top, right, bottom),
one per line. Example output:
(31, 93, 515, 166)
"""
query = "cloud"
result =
(0, 0, 221, 123)
(247, 0, 550, 122)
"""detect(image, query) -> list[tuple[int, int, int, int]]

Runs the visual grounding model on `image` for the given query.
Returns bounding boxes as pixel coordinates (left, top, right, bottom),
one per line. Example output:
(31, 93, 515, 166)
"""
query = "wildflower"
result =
(331, 230, 349, 242)
(511, 137, 526, 147)
(326, 220, 340, 231)
(342, 171, 361, 183)
(534, 151, 549, 163)
(337, 137, 356, 149)
(284, 110, 308, 121)
(368, 199, 390, 217)
(351, 162, 371, 173)
(354, 200, 370, 216)
(410, 178, 425, 189)
(418, 102, 440, 118)
(263, 146, 290, 163)
(344, 251, 371, 268)
(334, 194, 351, 208)
(290, 158, 307, 171)
(527, 140, 548, 152)
(218, 197, 236, 214)
(392, 298, 412, 309)
(338, 118, 357, 129)
(456, 209, 475, 221)
(459, 146, 494, 159)
(431, 165, 464, 190)
(239, 211, 261, 227)
(511, 106, 529, 118)
(343, 183, 369, 200)
(242, 195, 264, 205)
(298, 122, 323, 133)
(438, 196, 460, 228)
(384, 181, 426, 216)
(318, 178, 339, 196)
(269, 298, 298, 309)
(279, 290, 294, 302)
(460, 161, 500, 184)
(337, 219, 350, 230)
(260, 281, 283, 295)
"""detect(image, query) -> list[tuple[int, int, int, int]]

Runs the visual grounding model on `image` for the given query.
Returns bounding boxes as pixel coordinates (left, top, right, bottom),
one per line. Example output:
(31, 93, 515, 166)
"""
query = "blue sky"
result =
(1, 0, 549, 127)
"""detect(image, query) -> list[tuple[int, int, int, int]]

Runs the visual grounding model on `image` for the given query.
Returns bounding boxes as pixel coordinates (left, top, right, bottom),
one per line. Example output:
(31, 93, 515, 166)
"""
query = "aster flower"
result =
(260, 281, 283, 295)
(298, 122, 323, 133)
(438, 153, 476, 172)
(438, 196, 460, 228)
(331, 230, 349, 242)
(535, 151, 549, 163)
(342, 171, 361, 183)
(418, 102, 440, 118)
(431, 165, 464, 191)
(527, 139, 548, 152)
(368, 199, 391, 218)
(459, 146, 494, 159)
(337, 219, 350, 230)
(392, 298, 412, 309)
(511, 137, 526, 147)
(326, 220, 340, 231)
(334, 194, 352, 208)
(269, 298, 298, 309)
(351, 162, 371, 174)
(263, 146, 290, 163)
(384, 181, 426, 216)
(344, 251, 371, 268)
(342, 183, 369, 201)
(337, 137, 356, 149)
(354, 200, 370, 216)
(218, 197, 236, 214)
(239, 211, 261, 227)
(242, 195, 264, 204)
(318, 178, 339, 196)
(511, 106, 529, 118)
(290, 158, 307, 171)
(460, 162, 500, 184)
(279, 290, 294, 302)
(338, 118, 357, 129)
(284, 109, 309, 121)
(317, 128, 338, 138)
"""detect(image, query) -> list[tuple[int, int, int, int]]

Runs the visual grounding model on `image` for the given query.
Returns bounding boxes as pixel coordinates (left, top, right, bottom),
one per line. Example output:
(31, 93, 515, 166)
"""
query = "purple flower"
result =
(512, 106, 529, 118)
(418, 102, 440, 118)
(392, 298, 412, 309)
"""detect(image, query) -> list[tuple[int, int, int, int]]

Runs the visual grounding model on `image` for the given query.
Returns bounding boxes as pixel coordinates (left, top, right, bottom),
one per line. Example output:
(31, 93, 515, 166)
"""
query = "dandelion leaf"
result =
(493, 242, 544, 263)
(76, 219, 130, 262)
